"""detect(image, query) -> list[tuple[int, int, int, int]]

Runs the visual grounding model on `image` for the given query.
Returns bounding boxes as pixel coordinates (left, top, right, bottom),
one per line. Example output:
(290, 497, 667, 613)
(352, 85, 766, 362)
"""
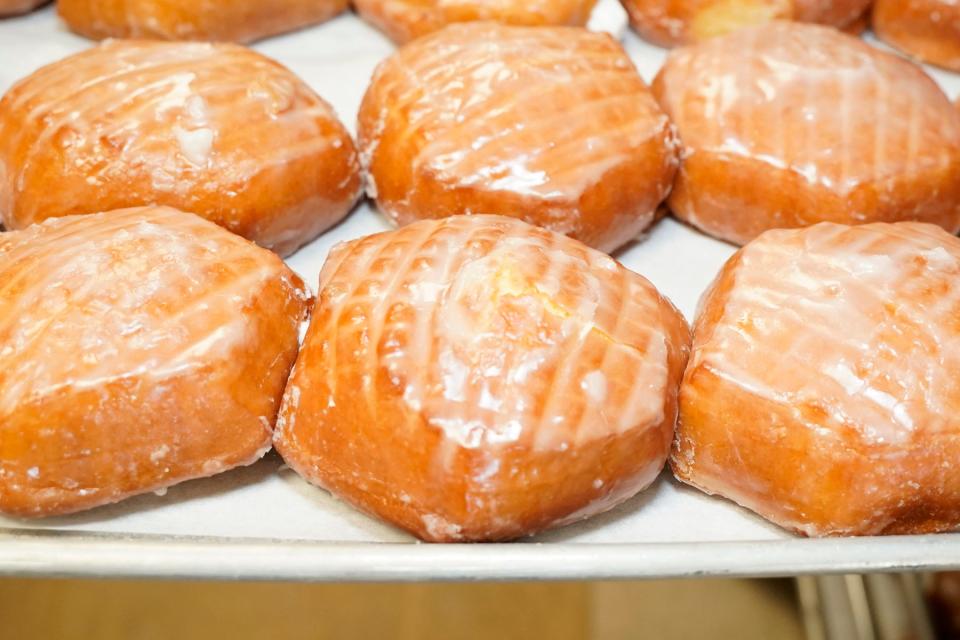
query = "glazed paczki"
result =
(653, 22, 960, 246)
(675, 222, 960, 536)
(0, 0, 47, 16)
(58, 0, 347, 43)
(619, 0, 871, 47)
(354, 0, 598, 44)
(0, 40, 361, 257)
(358, 23, 679, 254)
(274, 215, 690, 542)
(873, 0, 960, 72)
(0, 207, 311, 518)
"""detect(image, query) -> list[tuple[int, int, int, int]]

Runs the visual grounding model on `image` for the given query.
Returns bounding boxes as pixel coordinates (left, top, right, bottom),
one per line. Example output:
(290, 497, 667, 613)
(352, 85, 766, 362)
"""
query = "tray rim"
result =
(2, 528, 958, 582)
(3, 5, 960, 585)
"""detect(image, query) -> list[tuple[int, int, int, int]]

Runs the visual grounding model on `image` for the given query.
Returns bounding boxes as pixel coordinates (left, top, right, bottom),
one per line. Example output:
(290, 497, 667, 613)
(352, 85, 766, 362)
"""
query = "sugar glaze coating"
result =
(0, 207, 311, 517)
(620, 0, 871, 47)
(675, 222, 960, 536)
(58, 0, 348, 43)
(359, 23, 679, 254)
(653, 22, 960, 245)
(354, 0, 598, 44)
(873, 0, 960, 72)
(0, 40, 361, 257)
(275, 215, 690, 542)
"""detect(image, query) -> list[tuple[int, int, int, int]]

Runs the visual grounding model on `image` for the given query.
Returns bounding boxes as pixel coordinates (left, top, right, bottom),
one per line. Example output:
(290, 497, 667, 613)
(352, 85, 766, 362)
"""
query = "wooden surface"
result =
(0, 578, 804, 639)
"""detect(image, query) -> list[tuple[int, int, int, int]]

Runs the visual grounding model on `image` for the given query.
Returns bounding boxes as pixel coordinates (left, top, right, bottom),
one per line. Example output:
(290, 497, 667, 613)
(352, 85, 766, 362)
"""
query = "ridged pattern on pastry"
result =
(675, 222, 960, 536)
(275, 215, 690, 541)
(0, 206, 311, 517)
(359, 23, 679, 254)
(653, 22, 960, 245)
(58, 0, 348, 43)
(0, 40, 361, 256)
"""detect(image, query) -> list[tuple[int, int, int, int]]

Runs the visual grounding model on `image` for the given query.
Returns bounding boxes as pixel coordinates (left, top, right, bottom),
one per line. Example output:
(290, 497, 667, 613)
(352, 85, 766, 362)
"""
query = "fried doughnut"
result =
(58, 0, 347, 43)
(653, 22, 960, 245)
(0, 40, 361, 257)
(354, 0, 598, 44)
(620, 0, 871, 46)
(674, 222, 960, 537)
(274, 215, 690, 542)
(0, 0, 47, 16)
(358, 23, 678, 254)
(874, 0, 960, 72)
(0, 206, 310, 517)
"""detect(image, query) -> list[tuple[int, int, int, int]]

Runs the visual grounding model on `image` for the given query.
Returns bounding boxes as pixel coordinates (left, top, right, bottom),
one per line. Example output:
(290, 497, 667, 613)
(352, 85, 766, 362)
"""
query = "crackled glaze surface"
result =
(653, 22, 960, 246)
(275, 215, 690, 542)
(0, 40, 361, 257)
(0, 207, 311, 517)
(675, 222, 960, 536)
(358, 23, 678, 254)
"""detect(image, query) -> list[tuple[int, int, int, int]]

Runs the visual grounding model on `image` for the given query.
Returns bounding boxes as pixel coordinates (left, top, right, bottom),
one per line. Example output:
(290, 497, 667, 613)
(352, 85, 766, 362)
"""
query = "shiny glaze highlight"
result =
(359, 23, 679, 254)
(675, 222, 960, 536)
(0, 40, 361, 257)
(275, 215, 690, 541)
(0, 206, 310, 517)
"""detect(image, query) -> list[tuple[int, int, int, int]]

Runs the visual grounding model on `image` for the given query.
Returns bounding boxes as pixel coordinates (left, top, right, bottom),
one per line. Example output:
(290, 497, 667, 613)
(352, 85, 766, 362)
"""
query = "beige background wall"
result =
(0, 578, 803, 640)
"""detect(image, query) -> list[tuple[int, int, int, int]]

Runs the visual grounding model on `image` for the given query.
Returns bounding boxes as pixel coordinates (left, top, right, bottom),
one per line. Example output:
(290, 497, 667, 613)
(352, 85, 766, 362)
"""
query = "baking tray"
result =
(1, 3, 960, 582)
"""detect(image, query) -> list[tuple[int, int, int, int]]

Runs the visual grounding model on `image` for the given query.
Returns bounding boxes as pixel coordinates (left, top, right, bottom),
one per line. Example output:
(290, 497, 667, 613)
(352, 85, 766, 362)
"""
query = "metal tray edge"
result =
(1, 529, 957, 582)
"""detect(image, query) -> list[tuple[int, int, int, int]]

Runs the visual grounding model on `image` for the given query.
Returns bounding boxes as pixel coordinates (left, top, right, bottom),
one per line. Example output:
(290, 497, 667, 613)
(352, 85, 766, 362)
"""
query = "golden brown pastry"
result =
(675, 222, 960, 537)
(275, 215, 690, 542)
(0, 40, 361, 257)
(873, 0, 960, 72)
(58, 0, 347, 43)
(839, 7, 868, 35)
(620, 0, 871, 46)
(354, 0, 598, 44)
(358, 23, 679, 254)
(653, 22, 960, 246)
(0, 0, 47, 16)
(0, 206, 311, 518)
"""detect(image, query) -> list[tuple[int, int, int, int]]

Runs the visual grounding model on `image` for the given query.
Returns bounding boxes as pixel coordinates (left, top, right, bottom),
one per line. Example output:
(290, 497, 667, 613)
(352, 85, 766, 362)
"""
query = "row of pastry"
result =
(2, 21, 959, 255)
(1, 19, 960, 540)
(1, 0, 958, 71)
(3, 204, 958, 541)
